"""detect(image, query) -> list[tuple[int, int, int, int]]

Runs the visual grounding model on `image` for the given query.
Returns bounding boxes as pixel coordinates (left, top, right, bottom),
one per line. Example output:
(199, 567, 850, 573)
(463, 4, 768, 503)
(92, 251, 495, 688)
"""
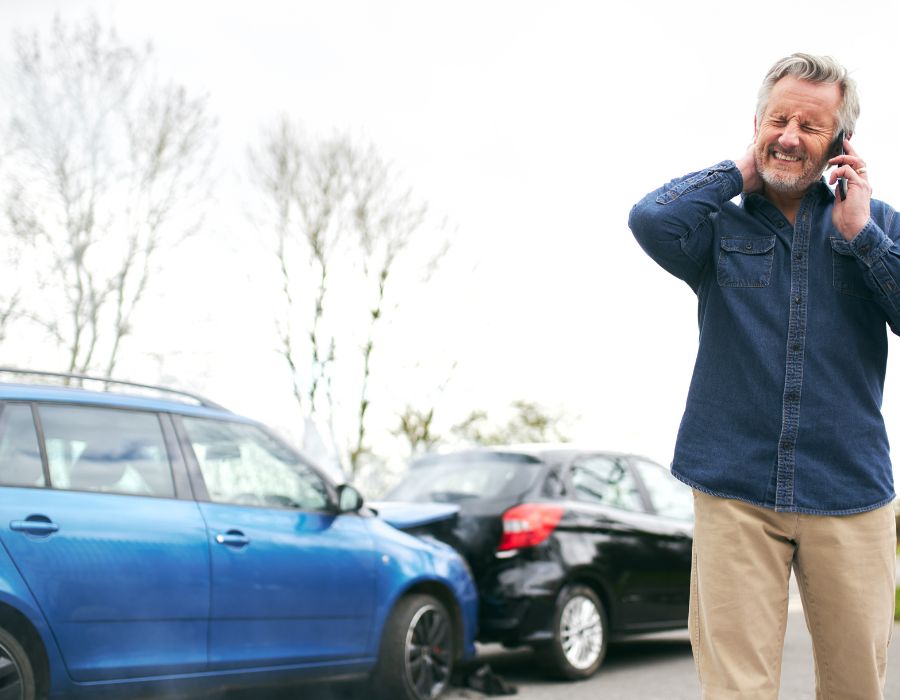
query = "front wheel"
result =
(537, 584, 608, 680)
(372, 594, 455, 700)
(0, 625, 37, 700)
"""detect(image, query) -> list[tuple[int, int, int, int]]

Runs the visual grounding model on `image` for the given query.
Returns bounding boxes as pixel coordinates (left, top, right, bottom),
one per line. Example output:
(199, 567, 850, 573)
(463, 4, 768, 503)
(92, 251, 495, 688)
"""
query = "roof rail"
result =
(0, 367, 228, 411)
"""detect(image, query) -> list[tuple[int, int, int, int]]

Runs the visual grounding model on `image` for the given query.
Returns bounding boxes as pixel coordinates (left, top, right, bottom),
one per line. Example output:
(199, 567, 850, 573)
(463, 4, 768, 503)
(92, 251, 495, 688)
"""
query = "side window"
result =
(570, 455, 644, 513)
(632, 458, 694, 522)
(38, 405, 175, 498)
(0, 404, 45, 487)
(181, 417, 329, 511)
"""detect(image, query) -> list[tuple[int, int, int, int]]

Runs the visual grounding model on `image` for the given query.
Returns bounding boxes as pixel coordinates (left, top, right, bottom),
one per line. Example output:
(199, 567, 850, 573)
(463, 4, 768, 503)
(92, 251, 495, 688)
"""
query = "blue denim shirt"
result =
(629, 160, 899, 515)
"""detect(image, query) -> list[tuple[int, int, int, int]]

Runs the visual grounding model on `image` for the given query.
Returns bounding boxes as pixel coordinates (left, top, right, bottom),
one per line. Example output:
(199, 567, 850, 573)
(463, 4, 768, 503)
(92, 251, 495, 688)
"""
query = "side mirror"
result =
(336, 484, 364, 513)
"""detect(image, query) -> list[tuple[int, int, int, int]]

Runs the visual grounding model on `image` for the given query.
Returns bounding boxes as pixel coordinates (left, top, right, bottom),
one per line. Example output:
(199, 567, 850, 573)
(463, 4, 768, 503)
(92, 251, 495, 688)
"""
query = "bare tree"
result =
(248, 118, 307, 410)
(249, 119, 353, 421)
(0, 292, 19, 348)
(250, 124, 447, 479)
(0, 218, 23, 349)
(346, 144, 437, 475)
(1, 15, 215, 376)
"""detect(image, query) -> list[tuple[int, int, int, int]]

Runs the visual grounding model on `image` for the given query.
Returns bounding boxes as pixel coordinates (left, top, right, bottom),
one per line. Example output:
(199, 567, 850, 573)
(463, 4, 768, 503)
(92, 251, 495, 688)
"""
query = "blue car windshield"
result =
(389, 453, 544, 502)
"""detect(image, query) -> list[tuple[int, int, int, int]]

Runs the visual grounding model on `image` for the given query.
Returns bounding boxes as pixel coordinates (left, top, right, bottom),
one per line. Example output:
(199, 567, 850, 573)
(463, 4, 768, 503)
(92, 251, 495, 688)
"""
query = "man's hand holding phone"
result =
(829, 135, 872, 241)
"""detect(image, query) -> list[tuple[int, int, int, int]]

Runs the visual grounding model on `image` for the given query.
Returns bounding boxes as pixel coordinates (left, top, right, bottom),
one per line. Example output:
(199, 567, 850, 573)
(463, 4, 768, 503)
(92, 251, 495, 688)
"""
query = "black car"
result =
(381, 445, 694, 680)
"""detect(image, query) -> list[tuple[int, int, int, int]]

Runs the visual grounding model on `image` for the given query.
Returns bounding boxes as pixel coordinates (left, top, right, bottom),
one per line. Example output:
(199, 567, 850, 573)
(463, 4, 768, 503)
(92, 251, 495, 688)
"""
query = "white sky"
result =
(3, 0, 900, 485)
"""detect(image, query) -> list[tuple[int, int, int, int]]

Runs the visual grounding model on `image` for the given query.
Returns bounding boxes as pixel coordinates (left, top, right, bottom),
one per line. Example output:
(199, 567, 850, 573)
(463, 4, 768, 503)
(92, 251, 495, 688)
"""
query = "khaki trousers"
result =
(690, 490, 897, 700)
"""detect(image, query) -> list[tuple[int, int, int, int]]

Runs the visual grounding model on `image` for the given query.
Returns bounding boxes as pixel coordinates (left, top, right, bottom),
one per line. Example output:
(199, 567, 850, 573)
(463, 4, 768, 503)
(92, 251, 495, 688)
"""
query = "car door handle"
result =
(215, 530, 250, 547)
(10, 517, 59, 536)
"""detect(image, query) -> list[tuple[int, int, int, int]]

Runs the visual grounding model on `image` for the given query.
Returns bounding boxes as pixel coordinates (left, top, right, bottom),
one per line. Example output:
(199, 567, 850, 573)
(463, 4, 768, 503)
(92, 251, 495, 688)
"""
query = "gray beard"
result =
(756, 152, 827, 195)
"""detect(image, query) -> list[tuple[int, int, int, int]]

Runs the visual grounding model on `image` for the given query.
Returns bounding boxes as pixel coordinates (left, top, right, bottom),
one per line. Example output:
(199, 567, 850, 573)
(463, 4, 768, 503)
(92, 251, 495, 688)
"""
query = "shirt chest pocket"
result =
(717, 236, 776, 288)
(830, 238, 875, 300)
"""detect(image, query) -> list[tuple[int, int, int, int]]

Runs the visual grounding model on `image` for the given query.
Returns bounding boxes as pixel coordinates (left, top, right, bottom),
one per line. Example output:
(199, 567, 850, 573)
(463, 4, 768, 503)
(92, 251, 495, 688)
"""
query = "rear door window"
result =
(631, 458, 694, 521)
(0, 403, 45, 487)
(38, 405, 175, 498)
(570, 455, 645, 512)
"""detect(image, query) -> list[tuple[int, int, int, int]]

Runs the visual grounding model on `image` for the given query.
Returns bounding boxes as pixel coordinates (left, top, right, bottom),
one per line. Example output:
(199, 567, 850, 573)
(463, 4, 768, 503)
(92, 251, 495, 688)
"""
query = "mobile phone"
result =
(832, 130, 847, 201)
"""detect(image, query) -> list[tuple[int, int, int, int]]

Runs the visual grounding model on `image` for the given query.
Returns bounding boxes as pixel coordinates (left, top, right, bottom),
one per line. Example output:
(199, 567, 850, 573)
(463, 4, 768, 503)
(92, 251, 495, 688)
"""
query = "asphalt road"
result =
(214, 569, 900, 700)
(439, 590, 900, 700)
(222, 609, 899, 700)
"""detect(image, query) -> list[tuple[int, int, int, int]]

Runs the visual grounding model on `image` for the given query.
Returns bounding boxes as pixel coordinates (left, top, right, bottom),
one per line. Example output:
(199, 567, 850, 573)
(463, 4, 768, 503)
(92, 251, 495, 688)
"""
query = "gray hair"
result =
(756, 53, 859, 136)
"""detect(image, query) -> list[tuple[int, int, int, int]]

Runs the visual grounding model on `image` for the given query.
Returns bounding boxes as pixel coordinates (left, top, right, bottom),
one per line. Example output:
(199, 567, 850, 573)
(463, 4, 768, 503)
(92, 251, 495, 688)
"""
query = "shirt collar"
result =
(740, 178, 835, 221)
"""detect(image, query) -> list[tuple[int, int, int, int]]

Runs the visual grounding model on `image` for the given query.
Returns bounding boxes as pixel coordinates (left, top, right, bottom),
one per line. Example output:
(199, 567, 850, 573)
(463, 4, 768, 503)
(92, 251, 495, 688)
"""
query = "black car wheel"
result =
(539, 584, 608, 680)
(0, 626, 36, 700)
(373, 594, 454, 700)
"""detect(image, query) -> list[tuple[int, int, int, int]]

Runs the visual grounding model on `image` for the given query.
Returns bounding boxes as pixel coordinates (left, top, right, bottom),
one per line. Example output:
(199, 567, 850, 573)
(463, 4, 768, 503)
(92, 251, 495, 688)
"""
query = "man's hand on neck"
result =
(736, 144, 762, 195)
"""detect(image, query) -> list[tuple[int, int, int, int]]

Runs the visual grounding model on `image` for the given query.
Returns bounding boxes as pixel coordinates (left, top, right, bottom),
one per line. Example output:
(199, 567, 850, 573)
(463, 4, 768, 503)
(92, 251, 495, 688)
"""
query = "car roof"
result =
(0, 381, 250, 423)
(416, 443, 640, 465)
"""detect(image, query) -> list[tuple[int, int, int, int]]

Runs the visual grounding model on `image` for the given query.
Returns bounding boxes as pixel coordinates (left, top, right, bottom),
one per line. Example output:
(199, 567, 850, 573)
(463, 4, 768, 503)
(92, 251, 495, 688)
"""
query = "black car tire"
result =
(0, 625, 37, 700)
(372, 593, 455, 700)
(538, 584, 608, 680)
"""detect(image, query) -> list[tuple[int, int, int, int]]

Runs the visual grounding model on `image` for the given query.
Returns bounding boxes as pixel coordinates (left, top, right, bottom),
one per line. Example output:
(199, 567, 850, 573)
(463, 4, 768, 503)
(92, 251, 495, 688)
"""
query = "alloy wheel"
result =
(404, 603, 452, 699)
(0, 643, 24, 700)
(559, 594, 603, 670)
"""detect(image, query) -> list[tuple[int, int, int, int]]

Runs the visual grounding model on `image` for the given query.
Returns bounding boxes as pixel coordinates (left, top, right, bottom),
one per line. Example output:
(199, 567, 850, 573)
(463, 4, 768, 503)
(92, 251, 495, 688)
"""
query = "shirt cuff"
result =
(847, 220, 893, 268)
(715, 161, 744, 201)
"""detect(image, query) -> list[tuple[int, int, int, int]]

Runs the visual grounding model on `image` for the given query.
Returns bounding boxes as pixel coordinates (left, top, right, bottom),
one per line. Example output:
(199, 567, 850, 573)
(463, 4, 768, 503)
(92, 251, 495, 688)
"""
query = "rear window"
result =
(389, 453, 544, 502)
(39, 404, 175, 498)
(0, 403, 45, 488)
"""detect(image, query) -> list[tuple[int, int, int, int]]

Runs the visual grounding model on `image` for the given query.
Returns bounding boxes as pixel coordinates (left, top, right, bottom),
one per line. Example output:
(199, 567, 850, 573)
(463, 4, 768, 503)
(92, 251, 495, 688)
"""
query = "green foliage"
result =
(394, 405, 439, 457)
(451, 399, 571, 446)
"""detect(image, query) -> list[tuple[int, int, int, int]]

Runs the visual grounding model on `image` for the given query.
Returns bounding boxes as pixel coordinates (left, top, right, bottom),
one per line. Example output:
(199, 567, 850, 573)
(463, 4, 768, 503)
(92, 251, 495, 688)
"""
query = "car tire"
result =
(0, 625, 38, 700)
(538, 584, 608, 680)
(372, 593, 454, 700)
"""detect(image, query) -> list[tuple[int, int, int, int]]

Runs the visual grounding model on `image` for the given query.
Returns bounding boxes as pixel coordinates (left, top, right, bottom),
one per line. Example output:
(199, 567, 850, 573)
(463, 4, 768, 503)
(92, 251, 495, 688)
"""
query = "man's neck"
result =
(761, 185, 809, 226)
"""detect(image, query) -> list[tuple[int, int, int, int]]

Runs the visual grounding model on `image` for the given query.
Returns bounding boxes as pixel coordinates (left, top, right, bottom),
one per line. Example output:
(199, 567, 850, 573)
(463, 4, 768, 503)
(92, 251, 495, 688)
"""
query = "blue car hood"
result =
(369, 500, 460, 530)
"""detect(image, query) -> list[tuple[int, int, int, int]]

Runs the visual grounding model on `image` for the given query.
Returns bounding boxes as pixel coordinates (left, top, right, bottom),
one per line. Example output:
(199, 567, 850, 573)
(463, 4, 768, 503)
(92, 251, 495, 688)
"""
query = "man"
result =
(628, 53, 898, 699)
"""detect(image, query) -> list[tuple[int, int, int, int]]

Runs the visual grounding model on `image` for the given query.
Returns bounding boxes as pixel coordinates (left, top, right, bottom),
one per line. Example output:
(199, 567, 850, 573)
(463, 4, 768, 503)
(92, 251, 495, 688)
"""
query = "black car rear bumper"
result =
(477, 556, 564, 645)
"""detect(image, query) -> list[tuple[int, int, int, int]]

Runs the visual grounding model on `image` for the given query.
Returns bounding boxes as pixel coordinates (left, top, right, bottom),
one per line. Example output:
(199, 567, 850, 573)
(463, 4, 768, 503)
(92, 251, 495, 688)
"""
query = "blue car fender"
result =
(365, 516, 478, 660)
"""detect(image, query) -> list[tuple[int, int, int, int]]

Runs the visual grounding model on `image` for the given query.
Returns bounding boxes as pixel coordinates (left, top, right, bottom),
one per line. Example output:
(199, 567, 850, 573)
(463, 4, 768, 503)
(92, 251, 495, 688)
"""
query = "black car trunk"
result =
(384, 451, 548, 581)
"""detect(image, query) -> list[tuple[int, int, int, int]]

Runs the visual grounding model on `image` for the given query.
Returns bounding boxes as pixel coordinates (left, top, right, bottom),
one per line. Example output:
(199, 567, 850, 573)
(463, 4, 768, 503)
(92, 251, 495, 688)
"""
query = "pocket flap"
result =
(829, 237, 853, 257)
(720, 237, 776, 255)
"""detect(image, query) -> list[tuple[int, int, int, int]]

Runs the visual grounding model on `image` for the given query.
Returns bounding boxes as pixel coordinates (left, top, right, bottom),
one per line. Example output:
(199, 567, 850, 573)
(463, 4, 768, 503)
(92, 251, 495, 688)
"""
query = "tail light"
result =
(497, 503, 564, 551)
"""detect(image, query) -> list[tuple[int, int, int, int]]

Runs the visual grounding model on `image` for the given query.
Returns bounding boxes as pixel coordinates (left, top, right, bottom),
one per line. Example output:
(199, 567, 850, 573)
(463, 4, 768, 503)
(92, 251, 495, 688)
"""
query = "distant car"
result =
(0, 369, 477, 700)
(382, 445, 694, 680)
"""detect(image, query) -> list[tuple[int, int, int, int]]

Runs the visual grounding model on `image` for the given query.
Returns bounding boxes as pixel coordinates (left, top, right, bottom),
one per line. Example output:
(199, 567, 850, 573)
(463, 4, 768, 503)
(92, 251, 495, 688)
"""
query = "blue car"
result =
(0, 370, 477, 700)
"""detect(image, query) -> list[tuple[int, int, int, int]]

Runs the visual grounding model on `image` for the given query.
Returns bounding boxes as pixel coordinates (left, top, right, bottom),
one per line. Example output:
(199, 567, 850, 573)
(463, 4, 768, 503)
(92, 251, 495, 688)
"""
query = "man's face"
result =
(754, 76, 843, 195)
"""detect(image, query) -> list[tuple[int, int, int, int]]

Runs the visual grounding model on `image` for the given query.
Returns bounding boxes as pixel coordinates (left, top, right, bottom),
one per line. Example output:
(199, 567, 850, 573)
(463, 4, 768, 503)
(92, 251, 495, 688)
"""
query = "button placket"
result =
(775, 206, 812, 510)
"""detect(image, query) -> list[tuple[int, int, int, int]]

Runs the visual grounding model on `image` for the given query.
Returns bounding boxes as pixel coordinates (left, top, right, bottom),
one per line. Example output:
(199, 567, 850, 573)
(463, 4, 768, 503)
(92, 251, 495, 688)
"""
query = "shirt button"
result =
(786, 391, 799, 402)
(860, 245, 870, 254)
(791, 343, 801, 352)
(781, 441, 794, 451)
(794, 296, 802, 304)
(745, 243, 753, 251)
(777, 221, 785, 228)
(794, 253, 802, 260)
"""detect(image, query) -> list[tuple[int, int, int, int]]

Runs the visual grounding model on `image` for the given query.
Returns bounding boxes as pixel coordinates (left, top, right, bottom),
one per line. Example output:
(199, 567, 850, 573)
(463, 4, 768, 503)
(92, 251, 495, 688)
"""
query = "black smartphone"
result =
(832, 129, 847, 201)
